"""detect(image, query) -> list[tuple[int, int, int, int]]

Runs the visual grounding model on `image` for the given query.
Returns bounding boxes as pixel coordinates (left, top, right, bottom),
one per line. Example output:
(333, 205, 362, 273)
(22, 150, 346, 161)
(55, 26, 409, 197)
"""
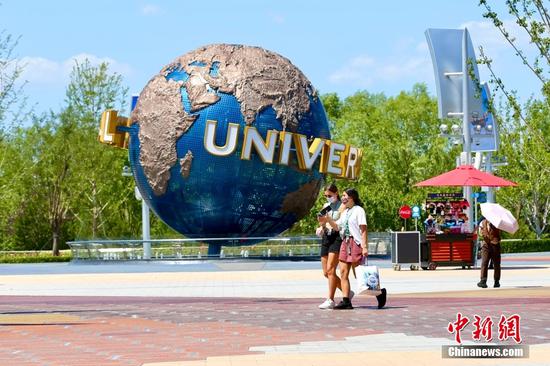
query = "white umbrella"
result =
(479, 203, 519, 234)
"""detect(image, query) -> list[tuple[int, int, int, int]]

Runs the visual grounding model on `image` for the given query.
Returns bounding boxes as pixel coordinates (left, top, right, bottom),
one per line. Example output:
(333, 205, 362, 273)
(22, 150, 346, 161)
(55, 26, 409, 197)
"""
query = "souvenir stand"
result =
(421, 193, 475, 270)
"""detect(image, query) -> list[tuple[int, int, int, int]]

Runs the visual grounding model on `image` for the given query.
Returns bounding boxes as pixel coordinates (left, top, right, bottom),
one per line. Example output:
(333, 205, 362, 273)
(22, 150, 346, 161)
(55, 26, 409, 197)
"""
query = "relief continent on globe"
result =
(129, 44, 331, 249)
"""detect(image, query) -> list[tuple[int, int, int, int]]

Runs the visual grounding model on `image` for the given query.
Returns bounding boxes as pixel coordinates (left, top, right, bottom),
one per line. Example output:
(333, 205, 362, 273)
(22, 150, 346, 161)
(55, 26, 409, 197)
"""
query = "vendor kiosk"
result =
(421, 193, 476, 270)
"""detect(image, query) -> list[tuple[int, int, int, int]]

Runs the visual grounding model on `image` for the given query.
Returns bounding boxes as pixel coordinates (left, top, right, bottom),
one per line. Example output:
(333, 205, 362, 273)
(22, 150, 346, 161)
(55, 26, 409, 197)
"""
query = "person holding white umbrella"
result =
(477, 218, 502, 288)
(477, 203, 519, 288)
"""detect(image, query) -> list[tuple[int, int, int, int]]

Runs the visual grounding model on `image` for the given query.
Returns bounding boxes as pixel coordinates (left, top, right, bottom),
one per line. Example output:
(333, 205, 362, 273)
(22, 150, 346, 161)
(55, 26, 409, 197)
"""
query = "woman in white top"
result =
(321, 188, 386, 310)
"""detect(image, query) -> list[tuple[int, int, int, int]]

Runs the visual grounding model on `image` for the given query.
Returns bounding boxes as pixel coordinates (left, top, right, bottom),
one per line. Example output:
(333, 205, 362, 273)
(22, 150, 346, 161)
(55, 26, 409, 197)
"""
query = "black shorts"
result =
(320, 231, 342, 257)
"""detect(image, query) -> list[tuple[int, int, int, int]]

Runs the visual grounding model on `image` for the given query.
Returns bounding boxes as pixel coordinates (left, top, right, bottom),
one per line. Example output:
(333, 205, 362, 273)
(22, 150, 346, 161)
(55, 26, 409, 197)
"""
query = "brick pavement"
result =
(1, 290, 549, 366)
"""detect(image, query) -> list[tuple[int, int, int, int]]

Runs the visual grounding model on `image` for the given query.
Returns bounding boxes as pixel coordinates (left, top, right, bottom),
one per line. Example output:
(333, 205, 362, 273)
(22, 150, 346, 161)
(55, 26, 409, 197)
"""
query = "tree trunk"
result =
(52, 231, 60, 256)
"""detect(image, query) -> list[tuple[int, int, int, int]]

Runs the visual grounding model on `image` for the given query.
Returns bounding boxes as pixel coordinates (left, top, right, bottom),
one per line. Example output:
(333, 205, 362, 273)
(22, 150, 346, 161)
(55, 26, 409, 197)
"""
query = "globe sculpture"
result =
(128, 44, 331, 253)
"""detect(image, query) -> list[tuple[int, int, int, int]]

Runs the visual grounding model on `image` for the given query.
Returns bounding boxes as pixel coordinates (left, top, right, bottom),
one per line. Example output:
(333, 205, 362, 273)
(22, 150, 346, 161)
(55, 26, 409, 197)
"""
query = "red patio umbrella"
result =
(414, 165, 517, 187)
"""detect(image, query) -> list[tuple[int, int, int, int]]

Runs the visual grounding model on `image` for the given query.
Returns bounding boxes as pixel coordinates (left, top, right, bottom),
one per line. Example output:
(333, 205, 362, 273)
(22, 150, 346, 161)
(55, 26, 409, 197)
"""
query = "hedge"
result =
(500, 239, 550, 254)
(1, 240, 549, 263)
(0, 251, 72, 264)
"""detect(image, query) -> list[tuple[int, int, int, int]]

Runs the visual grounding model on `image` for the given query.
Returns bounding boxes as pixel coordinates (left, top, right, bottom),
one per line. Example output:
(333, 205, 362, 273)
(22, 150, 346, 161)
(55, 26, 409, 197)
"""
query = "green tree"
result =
(291, 85, 457, 235)
(478, 0, 550, 238)
(498, 99, 550, 238)
(0, 29, 27, 130)
(0, 28, 31, 250)
(61, 60, 134, 240)
(8, 60, 135, 254)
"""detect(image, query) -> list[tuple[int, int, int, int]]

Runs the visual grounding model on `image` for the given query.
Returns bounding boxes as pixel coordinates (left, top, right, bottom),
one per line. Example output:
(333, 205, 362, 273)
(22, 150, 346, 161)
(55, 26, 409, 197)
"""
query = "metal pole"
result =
(462, 29, 474, 232)
(485, 151, 495, 203)
(135, 187, 151, 259)
(142, 200, 151, 259)
(474, 195, 478, 228)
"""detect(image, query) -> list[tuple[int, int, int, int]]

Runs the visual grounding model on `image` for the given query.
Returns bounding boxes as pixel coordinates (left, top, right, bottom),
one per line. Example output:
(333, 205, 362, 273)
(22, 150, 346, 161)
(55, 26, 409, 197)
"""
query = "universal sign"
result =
(99, 111, 362, 180)
(204, 120, 362, 180)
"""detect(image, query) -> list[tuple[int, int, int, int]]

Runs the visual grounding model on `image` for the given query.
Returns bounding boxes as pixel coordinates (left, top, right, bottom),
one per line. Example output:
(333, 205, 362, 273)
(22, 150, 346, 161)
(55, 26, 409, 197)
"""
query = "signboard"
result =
(470, 83, 499, 152)
(399, 205, 412, 219)
(425, 28, 482, 121)
(474, 192, 487, 203)
(427, 193, 464, 199)
(412, 205, 421, 219)
(425, 28, 498, 153)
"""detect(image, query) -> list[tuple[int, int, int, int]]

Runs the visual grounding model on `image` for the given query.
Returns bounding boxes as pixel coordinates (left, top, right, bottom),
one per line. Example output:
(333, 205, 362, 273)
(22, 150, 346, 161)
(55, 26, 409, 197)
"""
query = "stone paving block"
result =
(1, 260, 550, 365)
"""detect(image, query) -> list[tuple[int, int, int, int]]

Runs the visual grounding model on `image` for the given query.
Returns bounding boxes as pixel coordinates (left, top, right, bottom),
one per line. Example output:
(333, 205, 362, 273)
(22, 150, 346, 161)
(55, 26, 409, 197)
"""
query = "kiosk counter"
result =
(422, 232, 476, 270)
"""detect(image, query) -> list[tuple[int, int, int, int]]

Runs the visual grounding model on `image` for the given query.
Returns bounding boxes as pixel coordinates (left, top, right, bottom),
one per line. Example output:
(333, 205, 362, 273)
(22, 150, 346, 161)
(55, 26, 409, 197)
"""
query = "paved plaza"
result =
(1, 254, 549, 365)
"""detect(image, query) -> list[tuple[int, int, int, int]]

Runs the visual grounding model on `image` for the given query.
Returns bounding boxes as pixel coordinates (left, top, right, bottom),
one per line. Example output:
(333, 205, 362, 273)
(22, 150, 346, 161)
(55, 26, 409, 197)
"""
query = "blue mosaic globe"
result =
(129, 44, 329, 249)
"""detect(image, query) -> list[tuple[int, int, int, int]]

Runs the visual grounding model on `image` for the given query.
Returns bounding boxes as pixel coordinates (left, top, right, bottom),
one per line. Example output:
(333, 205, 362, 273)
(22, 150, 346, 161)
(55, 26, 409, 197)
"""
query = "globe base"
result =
(207, 243, 222, 256)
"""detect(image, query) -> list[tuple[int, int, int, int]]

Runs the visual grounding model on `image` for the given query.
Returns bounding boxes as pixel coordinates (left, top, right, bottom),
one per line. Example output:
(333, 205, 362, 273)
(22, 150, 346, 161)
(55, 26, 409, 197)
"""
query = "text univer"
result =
(203, 120, 362, 180)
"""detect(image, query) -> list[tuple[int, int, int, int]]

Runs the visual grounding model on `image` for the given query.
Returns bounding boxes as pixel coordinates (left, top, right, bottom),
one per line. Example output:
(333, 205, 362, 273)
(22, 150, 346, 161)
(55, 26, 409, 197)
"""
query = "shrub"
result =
(500, 239, 550, 254)
(0, 251, 72, 263)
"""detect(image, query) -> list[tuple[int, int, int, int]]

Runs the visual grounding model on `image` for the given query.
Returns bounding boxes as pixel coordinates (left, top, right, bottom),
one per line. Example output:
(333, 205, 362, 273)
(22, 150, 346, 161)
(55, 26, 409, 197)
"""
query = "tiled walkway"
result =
(0, 257, 549, 365)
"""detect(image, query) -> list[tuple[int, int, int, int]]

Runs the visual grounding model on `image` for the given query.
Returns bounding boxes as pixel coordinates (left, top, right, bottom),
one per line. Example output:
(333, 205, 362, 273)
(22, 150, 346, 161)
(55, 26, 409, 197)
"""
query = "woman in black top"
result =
(316, 184, 344, 309)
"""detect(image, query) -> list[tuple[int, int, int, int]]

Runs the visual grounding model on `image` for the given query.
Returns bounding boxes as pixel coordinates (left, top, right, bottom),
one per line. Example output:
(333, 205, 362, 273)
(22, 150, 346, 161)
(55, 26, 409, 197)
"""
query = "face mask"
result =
(327, 196, 337, 204)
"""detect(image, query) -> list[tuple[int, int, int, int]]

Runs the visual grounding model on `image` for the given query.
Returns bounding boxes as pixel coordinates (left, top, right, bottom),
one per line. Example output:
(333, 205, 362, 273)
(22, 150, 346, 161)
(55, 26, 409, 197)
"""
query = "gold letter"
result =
(204, 120, 240, 156)
(241, 126, 279, 163)
(98, 110, 130, 149)
(323, 141, 346, 176)
(293, 134, 325, 170)
(344, 146, 362, 180)
(278, 131, 293, 165)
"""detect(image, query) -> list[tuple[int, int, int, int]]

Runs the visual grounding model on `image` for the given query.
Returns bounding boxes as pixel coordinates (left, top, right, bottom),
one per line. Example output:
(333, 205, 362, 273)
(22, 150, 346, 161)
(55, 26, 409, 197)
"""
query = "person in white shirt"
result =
(320, 188, 387, 310)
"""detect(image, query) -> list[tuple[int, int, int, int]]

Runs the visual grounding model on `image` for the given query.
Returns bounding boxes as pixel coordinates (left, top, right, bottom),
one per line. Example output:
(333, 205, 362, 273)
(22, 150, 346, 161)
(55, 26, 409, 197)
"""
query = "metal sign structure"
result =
(471, 83, 499, 152)
(425, 28, 499, 231)
(425, 29, 482, 122)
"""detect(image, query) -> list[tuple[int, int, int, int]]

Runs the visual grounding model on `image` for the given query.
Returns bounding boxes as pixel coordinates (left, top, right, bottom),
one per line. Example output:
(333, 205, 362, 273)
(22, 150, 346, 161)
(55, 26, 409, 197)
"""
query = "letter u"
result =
(204, 120, 240, 156)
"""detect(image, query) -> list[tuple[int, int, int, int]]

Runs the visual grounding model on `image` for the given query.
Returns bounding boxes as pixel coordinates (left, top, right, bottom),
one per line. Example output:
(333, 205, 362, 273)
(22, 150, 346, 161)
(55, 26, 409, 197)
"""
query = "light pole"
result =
(462, 29, 474, 232)
(127, 94, 151, 260)
(134, 186, 151, 260)
(123, 166, 151, 260)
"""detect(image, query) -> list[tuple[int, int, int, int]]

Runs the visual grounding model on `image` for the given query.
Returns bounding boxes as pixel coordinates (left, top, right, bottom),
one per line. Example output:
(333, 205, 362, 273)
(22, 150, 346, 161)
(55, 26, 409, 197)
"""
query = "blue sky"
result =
(0, 0, 542, 114)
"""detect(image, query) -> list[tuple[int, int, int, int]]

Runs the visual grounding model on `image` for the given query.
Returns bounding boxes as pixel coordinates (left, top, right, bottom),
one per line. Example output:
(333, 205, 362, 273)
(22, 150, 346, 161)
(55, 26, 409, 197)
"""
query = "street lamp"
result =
(439, 123, 463, 149)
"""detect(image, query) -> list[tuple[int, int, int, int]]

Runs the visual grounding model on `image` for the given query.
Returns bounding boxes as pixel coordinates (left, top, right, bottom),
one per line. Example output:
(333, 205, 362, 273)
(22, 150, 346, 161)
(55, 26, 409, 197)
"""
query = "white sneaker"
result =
(318, 299, 335, 309)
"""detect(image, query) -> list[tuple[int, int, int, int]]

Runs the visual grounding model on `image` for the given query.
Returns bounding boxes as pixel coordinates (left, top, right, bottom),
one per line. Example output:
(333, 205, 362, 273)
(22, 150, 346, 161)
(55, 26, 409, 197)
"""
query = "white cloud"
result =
(18, 54, 133, 86)
(329, 55, 375, 86)
(141, 4, 161, 16)
(18, 56, 61, 84)
(329, 52, 431, 89)
(268, 11, 285, 24)
(459, 19, 531, 56)
(378, 57, 430, 81)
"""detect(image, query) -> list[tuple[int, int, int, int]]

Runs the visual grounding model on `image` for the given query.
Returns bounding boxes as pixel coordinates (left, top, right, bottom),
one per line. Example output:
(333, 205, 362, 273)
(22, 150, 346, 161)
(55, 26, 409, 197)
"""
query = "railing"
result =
(67, 233, 391, 261)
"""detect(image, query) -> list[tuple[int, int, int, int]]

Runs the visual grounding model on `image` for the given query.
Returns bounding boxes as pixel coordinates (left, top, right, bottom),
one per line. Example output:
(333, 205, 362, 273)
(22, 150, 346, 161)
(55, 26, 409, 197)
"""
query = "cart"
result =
(391, 231, 422, 271)
(421, 232, 475, 270)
